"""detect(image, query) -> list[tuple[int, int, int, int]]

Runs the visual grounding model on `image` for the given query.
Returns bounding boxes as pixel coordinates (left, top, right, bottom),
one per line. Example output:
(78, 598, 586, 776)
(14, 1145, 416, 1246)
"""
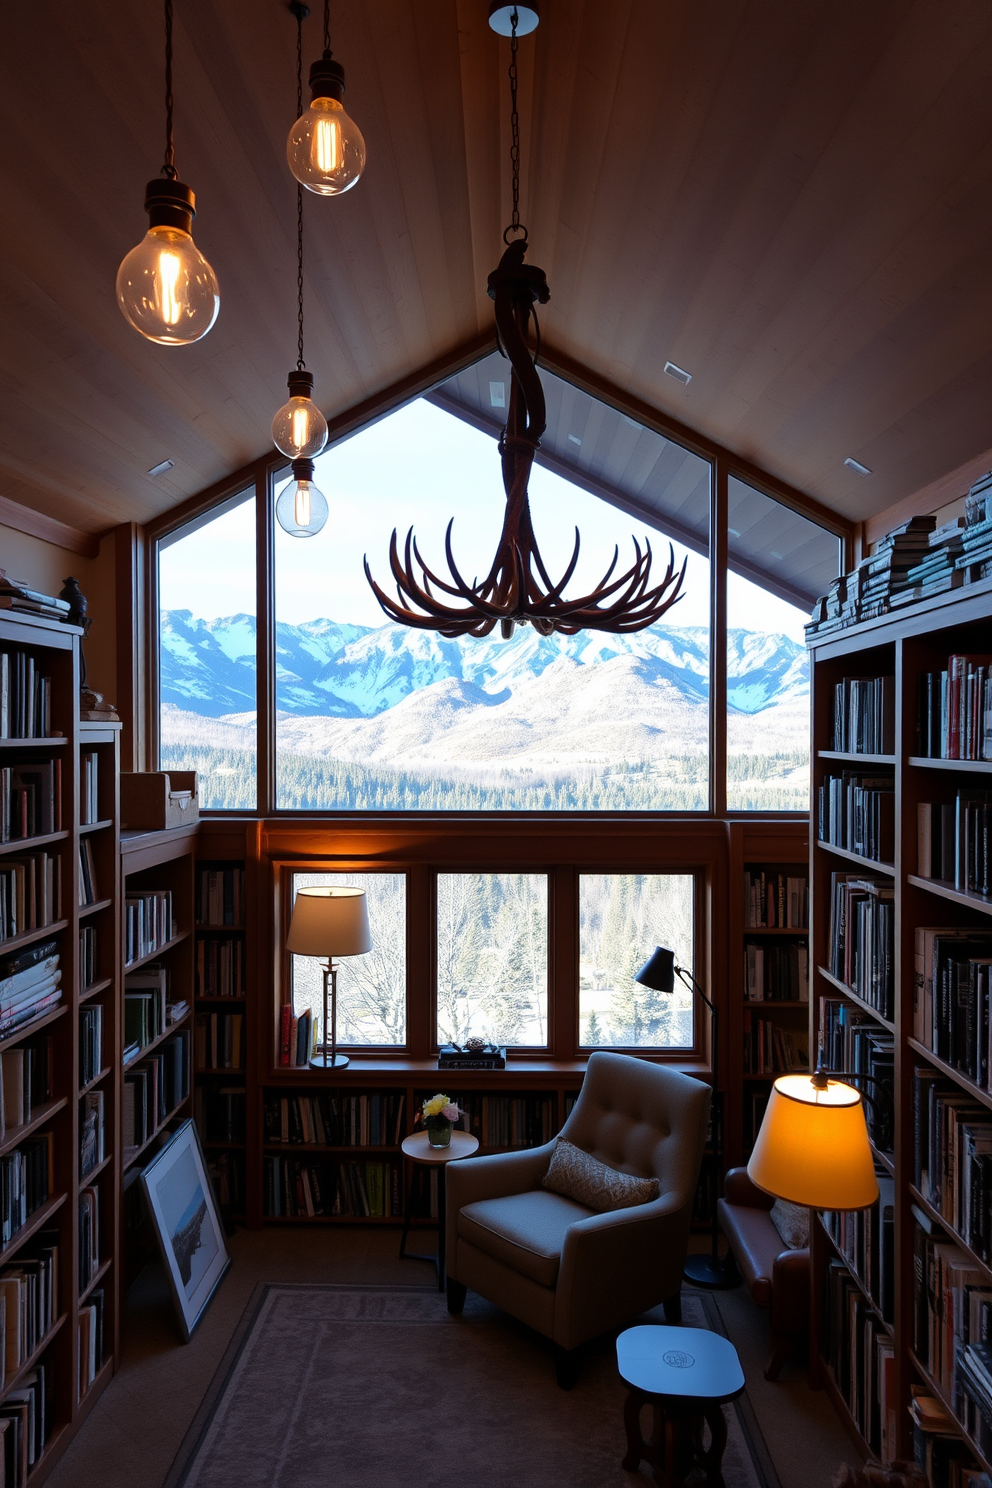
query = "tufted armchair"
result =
(445, 1052, 711, 1385)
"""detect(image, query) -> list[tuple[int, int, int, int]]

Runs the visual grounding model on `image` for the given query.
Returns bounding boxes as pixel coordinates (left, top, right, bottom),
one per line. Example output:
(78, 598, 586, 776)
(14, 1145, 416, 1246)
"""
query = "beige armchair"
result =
(445, 1051, 711, 1385)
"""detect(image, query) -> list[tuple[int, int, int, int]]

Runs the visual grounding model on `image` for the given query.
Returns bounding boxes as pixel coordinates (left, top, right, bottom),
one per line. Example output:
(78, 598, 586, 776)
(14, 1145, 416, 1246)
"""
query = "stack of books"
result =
(0, 573, 70, 622)
(0, 942, 61, 1039)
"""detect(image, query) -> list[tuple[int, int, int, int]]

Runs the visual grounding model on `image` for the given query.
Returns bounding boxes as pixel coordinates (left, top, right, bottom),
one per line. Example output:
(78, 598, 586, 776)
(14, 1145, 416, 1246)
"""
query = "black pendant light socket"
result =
(309, 53, 346, 102)
(291, 457, 315, 482)
(144, 177, 197, 234)
(287, 369, 315, 399)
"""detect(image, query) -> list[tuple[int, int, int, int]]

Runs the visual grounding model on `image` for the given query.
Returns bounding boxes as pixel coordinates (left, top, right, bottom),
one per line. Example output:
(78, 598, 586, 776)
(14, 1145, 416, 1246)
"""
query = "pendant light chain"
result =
(295, 5, 306, 371)
(504, 9, 526, 244)
(162, 0, 177, 180)
(323, 0, 331, 56)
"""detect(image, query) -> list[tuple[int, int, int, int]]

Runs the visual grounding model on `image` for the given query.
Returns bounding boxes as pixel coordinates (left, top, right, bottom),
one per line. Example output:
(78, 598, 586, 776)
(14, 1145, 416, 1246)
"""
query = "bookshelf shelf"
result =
(815, 840, 895, 875)
(122, 1090, 193, 1172)
(122, 1010, 192, 1069)
(0, 1096, 67, 1157)
(123, 928, 190, 972)
(817, 750, 896, 765)
(0, 1315, 66, 1405)
(78, 976, 113, 1003)
(78, 1257, 113, 1306)
(906, 873, 992, 917)
(815, 966, 896, 1033)
(78, 818, 114, 834)
(0, 918, 68, 956)
(78, 897, 113, 920)
(0, 829, 67, 856)
(907, 756, 992, 774)
(909, 1186, 992, 1285)
(0, 1003, 67, 1054)
(80, 1152, 112, 1183)
(908, 1350, 992, 1477)
(907, 1037, 992, 1114)
(869, 1142, 894, 1177)
(0, 737, 68, 749)
(819, 1216, 893, 1338)
(0, 1191, 67, 1263)
(78, 1066, 111, 1098)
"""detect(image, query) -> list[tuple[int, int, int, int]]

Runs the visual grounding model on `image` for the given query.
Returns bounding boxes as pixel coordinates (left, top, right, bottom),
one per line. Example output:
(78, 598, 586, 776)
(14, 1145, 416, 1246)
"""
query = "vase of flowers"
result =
(422, 1094, 461, 1148)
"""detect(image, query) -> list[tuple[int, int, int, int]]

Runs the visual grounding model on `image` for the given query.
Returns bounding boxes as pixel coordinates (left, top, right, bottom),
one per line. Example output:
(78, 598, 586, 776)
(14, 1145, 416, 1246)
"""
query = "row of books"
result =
(0, 650, 53, 739)
(0, 1230, 58, 1386)
(123, 963, 173, 1058)
(0, 1358, 51, 1484)
(917, 653, 992, 762)
(0, 760, 60, 841)
(194, 1012, 244, 1071)
(78, 1289, 105, 1398)
(278, 1005, 315, 1067)
(194, 1086, 246, 1144)
(914, 1070, 992, 1264)
(123, 889, 172, 965)
(743, 1089, 770, 1153)
(263, 1155, 401, 1218)
(79, 924, 98, 990)
(79, 1185, 99, 1289)
(918, 794, 992, 899)
(438, 1092, 558, 1150)
(0, 1132, 53, 1245)
(0, 942, 61, 1040)
(823, 1256, 896, 1463)
(741, 1011, 809, 1075)
(0, 849, 60, 942)
(742, 870, 808, 929)
(79, 750, 100, 825)
(821, 1174, 895, 1323)
(910, 1385, 991, 1487)
(77, 839, 98, 907)
(912, 926, 992, 1091)
(828, 873, 895, 1021)
(123, 1030, 191, 1152)
(819, 998, 894, 1153)
(264, 1091, 406, 1148)
(829, 674, 896, 756)
(207, 1151, 244, 1213)
(744, 941, 809, 1002)
(79, 1091, 104, 1178)
(818, 772, 894, 864)
(912, 1207, 991, 1449)
(80, 1005, 103, 1087)
(0, 1038, 51, 1140)
(196, 935, 245, 997)
(196, 866, 245, 927)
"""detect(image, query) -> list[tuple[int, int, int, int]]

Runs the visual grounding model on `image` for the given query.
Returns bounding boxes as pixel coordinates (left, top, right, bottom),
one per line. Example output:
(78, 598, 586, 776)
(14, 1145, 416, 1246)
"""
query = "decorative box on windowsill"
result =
(121, 771, 199, 830)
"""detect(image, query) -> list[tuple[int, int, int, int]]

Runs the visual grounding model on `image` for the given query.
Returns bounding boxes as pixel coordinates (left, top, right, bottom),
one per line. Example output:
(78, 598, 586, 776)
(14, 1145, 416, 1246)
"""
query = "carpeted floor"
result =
(47, 1228, 860, 1488)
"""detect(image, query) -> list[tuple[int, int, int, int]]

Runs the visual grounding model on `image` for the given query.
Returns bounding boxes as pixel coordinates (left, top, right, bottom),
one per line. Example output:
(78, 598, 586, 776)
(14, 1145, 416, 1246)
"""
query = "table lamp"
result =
(635, 946, 734, 1290)
(747, 1069, 879, 1210)
(286, 886, 371, 1069)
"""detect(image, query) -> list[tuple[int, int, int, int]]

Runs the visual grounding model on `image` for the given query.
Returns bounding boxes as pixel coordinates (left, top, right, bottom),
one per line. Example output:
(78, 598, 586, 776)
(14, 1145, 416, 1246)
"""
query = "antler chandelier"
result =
(365, 4, 687, 639)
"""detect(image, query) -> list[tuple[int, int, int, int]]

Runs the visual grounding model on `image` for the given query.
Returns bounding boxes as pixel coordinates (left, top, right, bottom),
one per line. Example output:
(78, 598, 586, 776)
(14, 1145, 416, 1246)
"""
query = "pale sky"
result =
(161, 398, 809, 642)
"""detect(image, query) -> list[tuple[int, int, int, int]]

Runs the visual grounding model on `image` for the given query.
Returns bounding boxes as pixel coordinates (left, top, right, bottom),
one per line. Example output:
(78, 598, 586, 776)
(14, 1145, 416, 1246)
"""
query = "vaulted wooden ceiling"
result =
(1, 0, 990, 538)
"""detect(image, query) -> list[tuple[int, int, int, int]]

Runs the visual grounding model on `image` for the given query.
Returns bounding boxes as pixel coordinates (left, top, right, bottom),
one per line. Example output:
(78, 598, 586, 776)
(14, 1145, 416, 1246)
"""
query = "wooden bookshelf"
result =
(807, 580, 992, 1473)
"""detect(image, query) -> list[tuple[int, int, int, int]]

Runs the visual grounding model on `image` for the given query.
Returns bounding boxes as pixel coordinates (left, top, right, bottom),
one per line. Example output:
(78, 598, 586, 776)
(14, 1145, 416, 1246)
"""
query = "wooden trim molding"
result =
(0, 492, 101, 559)
(864, 447, 992, 548)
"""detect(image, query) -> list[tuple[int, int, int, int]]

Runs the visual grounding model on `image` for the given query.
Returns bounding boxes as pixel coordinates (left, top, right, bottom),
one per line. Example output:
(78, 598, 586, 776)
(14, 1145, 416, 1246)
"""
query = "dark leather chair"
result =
(717, 1167, 809, 1380)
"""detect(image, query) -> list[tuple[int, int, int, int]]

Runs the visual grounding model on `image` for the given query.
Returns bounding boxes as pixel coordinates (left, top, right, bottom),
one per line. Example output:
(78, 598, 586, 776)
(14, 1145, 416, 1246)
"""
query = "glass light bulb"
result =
(287, 97, 365, 196)
(116, 225, 219, 345)
(271, 396, 328, 459)
(276, 475, 329, 537)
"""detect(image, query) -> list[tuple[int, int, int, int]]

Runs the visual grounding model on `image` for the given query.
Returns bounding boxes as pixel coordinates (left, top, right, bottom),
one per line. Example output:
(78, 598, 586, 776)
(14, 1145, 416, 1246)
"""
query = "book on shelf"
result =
(913, 1071, 991, 1263)
(79, 924, 97, 990)
(0, 941, 61, 1038)
(912, 1206, 991, 1450)
(78, 1091, 104, 1178)
(78, 1186, 99, 1288)
(78, 1289, 105, 1396)
(0, 1131, 54, 1244)
(196, 934, 244, 996)
(819, 998, 894, 1153)
(827, 872, 895, 1020)
(123, 1029, 190, 1150)
(823, 1255, 896, 1461)
(0, 1037, 52, 1139)
(79, 750, 99, 826)
(743, 869, 808, 929)
(195, 1011, 244, 1071)
(207, 1151, 244, 1213)
(279, 1004, 315, 1068)
(0, 849, 61, 941)
(77, 838, 98, 907)
(196, 866, 245, 927)
(79, 1004, 103, 1086)
(263, 1090, 405, 1148)
(263, 1154, 400, 1219)
(917, 653, 992, 762)
(741, 1010, 809, 1075)
(829, 674, 896, 755)
(0, 648, 54, 739)
(425, 1090, 556, 1149)
(196, 1085, 247, 1144)
(123, 889, 172, 964)
(913, 927, 992, 1090)
(918, 794, 992, 898)
(822, 1173, 895, 1323)
(744, 940, 809, 1001)
(123, 964, 169, 1055)
(0, 1359, 52, 1479)
(0, 759, 61, 841)
(818, 771, 894, 863)
(909, 1384, 988, 1485)
(0, 1229, 58, 1383)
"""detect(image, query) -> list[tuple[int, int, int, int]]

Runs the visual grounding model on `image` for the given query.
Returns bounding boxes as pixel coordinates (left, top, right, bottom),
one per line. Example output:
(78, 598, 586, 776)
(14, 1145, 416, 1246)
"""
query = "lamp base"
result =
(683, 1252, 740, 1290)
(309, 1051, 350, 1070)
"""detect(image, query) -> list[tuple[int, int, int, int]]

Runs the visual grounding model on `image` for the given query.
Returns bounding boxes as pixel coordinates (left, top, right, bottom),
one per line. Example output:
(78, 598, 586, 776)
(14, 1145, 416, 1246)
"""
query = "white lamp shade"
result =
(747, 1074, 879, 1211)
(286, 887, 371, 957)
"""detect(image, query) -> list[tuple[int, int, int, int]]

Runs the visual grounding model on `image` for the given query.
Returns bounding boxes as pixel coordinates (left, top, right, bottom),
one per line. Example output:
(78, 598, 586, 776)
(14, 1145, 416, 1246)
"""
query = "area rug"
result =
(165, 1284, 782, 1488)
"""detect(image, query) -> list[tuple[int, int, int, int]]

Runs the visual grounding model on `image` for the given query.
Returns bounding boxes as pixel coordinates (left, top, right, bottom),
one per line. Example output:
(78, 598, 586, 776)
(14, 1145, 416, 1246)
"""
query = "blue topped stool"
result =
(616, 1324, 745, 1487)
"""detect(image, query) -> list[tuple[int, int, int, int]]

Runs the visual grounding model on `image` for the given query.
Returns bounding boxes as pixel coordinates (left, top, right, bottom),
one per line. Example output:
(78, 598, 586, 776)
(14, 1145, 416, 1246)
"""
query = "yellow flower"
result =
(422, 1094, 450, 1119)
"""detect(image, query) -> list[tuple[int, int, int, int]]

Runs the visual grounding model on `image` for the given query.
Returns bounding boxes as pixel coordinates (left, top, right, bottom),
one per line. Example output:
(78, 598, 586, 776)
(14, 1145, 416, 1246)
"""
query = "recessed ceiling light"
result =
(489, 381, 506, 409)
(568, 434, 582, 446)
(147, 459, 174, 477)
(663, 361, 692, 385)
(843, 457, 872, 476)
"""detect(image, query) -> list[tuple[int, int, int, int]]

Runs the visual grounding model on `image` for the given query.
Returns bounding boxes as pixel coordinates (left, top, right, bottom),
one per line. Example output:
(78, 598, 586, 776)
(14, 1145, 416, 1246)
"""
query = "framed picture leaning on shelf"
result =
(140, 1119, 230, 1341)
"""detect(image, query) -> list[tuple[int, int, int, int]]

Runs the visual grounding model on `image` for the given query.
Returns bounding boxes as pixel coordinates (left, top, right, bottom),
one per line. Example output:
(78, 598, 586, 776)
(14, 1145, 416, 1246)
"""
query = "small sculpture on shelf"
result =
(59, 577, 119, 721)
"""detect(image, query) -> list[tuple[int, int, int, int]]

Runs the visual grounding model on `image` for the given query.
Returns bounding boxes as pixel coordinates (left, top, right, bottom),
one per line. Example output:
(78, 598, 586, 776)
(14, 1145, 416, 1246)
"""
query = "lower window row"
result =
(290, 871, 695, 1052)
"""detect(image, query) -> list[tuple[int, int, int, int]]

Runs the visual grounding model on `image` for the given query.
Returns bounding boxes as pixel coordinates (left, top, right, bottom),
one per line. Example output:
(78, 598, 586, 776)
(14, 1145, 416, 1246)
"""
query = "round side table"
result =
(398, 1130, 479, 1292)
(616, 1323, 745, 1486)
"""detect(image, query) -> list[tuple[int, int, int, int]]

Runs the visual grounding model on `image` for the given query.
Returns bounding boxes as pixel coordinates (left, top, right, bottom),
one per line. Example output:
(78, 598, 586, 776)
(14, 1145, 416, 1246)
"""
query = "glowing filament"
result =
(295, 482, 312, 528)
(314, 117, 341, 174)
(292, 406, 310, 452)
(155, 250, 183, 325)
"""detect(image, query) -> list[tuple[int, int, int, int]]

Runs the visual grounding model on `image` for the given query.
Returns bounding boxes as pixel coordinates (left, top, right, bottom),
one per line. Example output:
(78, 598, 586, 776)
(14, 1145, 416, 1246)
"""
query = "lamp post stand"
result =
(309, 958, 350, 1070)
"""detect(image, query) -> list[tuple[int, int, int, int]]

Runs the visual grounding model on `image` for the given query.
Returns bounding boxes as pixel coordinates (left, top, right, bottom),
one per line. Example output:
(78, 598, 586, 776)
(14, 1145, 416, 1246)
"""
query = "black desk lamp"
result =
(635, 946, 736, 1290)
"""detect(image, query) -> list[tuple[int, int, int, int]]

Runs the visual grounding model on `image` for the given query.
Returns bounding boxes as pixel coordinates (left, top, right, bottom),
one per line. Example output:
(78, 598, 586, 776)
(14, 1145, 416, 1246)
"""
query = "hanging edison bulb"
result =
(271, 369, 328, 459)
(276, 459, 329, 537)
(287, 53, 365, 196)
(117, 180, 219, 345)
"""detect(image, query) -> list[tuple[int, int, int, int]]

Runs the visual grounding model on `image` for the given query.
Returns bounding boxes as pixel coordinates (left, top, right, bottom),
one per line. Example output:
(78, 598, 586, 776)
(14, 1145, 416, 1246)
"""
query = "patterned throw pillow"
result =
(769, 1198, 809, 1249)
(542, 1138, 660, 1213)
